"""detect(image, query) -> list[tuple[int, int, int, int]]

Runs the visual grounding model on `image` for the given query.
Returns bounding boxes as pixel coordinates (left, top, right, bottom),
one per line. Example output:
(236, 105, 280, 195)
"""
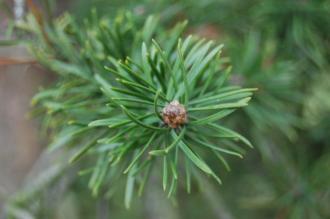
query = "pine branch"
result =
(21, 11, 255, 206)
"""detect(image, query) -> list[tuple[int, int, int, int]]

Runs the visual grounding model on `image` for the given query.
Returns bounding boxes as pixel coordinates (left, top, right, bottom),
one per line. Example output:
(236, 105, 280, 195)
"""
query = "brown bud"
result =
(162, 100, 187, 128)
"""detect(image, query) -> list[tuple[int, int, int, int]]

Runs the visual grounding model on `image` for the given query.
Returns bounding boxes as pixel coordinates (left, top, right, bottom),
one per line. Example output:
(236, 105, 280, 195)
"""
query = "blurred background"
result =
(0, 0, 329, 218)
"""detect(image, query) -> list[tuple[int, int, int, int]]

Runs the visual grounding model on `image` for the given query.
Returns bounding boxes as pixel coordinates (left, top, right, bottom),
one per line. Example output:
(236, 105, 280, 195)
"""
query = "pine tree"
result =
(1, 0, 329, 218)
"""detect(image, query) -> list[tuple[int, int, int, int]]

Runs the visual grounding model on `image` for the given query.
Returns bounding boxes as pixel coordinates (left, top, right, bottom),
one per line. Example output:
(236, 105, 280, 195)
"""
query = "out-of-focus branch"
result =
(0, 45, 36, 66)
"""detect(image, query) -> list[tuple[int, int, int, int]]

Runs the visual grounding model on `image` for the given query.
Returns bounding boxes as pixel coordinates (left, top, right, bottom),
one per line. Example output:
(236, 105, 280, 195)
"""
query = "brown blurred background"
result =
(0, 47, 49, 209)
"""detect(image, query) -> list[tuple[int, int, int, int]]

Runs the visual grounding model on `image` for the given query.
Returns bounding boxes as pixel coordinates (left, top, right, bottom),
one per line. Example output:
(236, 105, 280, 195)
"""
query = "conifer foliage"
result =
(21, 12, 254, 206)
(2, 0, 329, 218)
